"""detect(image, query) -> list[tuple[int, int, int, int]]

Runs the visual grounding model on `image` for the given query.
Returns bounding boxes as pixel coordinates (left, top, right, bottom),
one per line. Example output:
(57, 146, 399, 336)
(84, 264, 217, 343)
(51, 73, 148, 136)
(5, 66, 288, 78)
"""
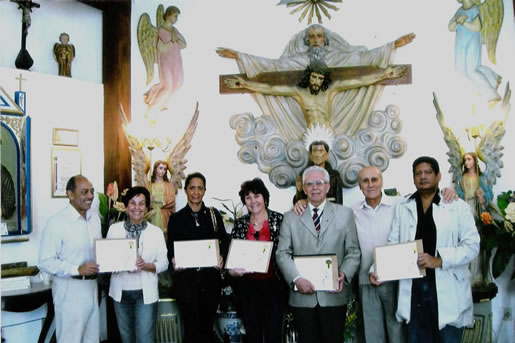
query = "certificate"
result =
(174, 239, 220, 269)
(293, 255, 338, 291)
(95, 238, 137, 273)
(225, 239, 273, 273)
(374, 240, 426, 282)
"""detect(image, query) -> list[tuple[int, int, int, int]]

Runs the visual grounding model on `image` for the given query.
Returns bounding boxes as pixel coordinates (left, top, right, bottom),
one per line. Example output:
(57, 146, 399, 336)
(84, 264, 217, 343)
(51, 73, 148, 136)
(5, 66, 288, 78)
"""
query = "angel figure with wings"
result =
(434, 85, 511, 288)
(448, 0, 503, 106)
(121, 102, 199, 236)
(434, 85, 510, 217)
(138, 5, 186, 118)
(146, 160, 176, 234)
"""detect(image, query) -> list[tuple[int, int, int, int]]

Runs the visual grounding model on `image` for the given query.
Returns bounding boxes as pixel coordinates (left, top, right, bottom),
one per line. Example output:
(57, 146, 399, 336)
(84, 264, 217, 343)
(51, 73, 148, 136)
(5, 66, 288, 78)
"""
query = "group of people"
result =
(38, 154, 479, 343)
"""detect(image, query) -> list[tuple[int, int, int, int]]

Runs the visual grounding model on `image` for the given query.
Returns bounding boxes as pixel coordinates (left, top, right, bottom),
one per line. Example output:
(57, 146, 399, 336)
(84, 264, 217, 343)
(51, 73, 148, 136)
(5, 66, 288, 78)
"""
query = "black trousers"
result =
(232, 277, 287, 343)
(291, 304, 347, 343)
(173, 269, 221, 343)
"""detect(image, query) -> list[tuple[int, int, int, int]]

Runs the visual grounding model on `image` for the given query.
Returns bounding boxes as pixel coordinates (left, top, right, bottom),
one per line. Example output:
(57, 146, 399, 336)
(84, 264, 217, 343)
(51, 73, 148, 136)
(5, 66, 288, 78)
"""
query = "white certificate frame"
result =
(95, 238, 138, 273)
(51, 147, 82, 198)
(174, 239, 220, 269)
(52, 128, 79, 147)
(293, 254, 338, 291)
(374, 239, 426, 282)
(225, 239, 273, 273)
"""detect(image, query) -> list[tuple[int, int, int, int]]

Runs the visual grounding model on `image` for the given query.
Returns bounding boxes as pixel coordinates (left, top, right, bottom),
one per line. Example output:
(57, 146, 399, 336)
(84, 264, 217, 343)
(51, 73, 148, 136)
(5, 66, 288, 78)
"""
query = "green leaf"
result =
(98, 193, 108, 218)
(497, 190, 513, 216)
(492, 249, 512, 279)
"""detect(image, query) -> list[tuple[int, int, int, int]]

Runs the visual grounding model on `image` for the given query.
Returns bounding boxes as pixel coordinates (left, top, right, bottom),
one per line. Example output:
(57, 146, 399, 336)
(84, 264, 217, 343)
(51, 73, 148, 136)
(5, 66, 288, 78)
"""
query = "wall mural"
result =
(137, 4, 186, 122)
(448, 0, 504, 107)
(218, 24, 414, 188)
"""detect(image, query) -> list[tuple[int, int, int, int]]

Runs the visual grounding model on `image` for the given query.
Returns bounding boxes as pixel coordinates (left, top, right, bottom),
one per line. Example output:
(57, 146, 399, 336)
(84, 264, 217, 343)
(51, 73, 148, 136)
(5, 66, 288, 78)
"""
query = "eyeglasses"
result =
(304, 180, 329, 188)
(253, 231, 260, 240)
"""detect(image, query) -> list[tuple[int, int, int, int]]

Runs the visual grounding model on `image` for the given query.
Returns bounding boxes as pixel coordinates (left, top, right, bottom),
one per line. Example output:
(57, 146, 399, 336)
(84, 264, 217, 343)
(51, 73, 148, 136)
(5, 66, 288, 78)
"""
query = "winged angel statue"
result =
(137, 5, 186, 117)
(448, 0, 504, 105)
(433, 83, 511, 217)
(120, 102, 199, 191)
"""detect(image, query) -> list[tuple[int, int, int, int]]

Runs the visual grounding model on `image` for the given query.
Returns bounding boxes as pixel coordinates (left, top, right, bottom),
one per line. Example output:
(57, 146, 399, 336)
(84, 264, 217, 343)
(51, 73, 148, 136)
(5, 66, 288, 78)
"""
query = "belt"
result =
(71, 275, 97, 280)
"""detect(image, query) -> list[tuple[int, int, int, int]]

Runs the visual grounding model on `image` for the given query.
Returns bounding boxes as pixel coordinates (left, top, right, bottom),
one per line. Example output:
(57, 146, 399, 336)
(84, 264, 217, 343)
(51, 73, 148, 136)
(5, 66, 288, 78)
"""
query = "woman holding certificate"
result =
(228, 177, 287, 343)
(106, 186, 169, 343)
(167, 172, 229, 343)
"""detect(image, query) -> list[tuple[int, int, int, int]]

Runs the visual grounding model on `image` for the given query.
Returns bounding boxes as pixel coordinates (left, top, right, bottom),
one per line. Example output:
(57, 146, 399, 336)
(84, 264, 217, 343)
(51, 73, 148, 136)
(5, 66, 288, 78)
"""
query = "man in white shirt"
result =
(38, 175, 101, 343)
(352, 166, 406, 342)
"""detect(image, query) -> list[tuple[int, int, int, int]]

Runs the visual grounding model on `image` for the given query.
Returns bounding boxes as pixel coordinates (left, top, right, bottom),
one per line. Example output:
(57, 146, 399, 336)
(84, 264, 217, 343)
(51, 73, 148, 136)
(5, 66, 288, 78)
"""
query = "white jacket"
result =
(107, 221, 169, 304)
(387, 194, 479, 329)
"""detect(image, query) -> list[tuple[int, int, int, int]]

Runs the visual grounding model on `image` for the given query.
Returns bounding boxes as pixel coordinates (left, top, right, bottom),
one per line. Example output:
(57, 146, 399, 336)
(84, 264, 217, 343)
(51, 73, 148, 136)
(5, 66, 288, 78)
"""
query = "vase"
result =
(215, 310, 244, 343)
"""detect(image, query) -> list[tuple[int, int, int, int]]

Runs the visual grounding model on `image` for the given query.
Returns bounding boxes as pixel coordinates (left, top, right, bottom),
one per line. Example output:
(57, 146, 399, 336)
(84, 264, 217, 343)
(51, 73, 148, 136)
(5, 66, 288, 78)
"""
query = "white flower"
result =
(506, 202, 515, 222)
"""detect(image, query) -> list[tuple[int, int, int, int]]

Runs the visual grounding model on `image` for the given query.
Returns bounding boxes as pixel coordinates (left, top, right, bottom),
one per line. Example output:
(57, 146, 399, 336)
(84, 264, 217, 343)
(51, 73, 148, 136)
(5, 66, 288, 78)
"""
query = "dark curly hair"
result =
(297, 61, 332, 92)
(238, 178, 270, 208)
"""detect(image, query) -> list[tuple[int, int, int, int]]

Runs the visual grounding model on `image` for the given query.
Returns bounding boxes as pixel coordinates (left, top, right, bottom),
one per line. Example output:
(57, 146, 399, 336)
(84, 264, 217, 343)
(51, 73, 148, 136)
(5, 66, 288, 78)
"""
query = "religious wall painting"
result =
(137, 4, 186, 122)
(218, 24, 414, 188)
(448, 0, 504, 106)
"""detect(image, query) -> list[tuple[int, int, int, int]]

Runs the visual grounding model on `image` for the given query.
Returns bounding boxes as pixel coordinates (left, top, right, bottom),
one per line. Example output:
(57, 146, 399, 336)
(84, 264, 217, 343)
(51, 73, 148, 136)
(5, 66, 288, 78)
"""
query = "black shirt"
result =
(166, 202, 230, 262)
(411, 190, 441, 279)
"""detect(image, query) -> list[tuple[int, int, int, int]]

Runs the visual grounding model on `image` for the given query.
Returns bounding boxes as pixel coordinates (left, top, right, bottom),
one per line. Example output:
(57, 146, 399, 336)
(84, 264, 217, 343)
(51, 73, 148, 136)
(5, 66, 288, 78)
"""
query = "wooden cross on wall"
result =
(219, 64, 412, 94)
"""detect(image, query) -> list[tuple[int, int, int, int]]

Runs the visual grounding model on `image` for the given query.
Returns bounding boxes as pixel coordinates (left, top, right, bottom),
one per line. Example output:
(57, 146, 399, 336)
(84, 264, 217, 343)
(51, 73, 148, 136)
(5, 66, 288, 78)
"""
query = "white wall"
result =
(0, 0, 513, 341)
(0, 0, 102, 83)
(130, 0, 514, 341)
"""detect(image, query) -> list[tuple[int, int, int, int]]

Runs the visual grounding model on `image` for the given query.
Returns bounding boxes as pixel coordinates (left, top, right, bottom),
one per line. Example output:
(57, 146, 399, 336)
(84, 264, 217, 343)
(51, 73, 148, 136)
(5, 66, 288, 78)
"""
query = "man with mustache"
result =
(39, 175, 102, 343)
(372, 156, 479, 343)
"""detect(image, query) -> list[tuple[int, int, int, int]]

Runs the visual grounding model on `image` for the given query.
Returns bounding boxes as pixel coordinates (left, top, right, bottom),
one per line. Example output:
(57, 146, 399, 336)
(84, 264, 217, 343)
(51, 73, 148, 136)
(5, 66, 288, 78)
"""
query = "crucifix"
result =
(11, 0, 40, 70)
(220, 63, 412, 132)
(219, 64, 412, 94)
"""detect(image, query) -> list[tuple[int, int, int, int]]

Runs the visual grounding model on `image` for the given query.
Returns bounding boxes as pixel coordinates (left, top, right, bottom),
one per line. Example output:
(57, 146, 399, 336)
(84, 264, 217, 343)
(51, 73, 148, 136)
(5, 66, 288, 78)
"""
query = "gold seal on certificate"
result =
(95, 238, 138, 273)
(293, 255, 339, 291)
(374, 239, 426, 282)
(174, 239, 220, 269)
(225, 239, 273, 273)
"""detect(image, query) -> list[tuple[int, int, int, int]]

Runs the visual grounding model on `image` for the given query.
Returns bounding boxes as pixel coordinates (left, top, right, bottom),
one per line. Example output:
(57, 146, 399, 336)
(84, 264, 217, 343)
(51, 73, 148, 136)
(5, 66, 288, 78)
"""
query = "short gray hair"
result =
(302, 165, 329, 184)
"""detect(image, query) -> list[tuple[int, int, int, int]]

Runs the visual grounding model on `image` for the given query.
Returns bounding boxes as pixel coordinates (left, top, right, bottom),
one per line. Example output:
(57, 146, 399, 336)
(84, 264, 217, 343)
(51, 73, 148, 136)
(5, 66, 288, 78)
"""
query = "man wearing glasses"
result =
(276, 165, 360, 343)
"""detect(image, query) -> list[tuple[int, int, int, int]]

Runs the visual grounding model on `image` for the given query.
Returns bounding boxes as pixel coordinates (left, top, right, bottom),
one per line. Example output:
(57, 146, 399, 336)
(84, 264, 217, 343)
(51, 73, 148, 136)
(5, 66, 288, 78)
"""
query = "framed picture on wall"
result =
(52, 128, 79, 146)
(51, 147, 82, 198)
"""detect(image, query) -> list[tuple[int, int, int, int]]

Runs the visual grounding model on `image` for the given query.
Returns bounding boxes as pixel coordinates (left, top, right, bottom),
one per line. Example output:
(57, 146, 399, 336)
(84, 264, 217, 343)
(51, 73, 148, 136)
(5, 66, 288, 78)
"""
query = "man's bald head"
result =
(358, 166, 383, 206)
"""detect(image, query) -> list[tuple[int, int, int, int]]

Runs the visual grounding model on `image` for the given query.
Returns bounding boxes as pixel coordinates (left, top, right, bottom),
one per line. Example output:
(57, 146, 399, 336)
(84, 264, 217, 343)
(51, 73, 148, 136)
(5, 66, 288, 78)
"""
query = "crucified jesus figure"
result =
(224, 61, 406, 131)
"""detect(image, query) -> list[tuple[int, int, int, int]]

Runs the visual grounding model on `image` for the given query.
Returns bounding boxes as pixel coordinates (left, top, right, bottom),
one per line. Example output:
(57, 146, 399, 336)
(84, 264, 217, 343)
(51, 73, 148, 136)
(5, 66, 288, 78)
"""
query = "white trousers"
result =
(52, 277, 99, 343)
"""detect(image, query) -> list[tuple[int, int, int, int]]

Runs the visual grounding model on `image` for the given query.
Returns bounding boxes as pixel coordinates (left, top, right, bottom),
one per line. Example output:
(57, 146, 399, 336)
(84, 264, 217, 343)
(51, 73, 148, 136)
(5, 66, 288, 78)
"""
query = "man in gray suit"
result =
(276, 165, 361, 343)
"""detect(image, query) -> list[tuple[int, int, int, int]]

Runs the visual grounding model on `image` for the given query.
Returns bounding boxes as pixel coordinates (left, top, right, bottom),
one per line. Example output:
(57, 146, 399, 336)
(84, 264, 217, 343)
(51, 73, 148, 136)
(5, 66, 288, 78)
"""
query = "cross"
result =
(16, 73, 26, 91)
(219, 64, 412, 94)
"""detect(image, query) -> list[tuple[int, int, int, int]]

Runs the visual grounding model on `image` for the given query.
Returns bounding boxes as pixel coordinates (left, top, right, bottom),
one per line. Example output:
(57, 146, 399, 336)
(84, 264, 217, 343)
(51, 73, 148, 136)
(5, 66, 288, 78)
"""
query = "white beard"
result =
(308, 46, 327, 63)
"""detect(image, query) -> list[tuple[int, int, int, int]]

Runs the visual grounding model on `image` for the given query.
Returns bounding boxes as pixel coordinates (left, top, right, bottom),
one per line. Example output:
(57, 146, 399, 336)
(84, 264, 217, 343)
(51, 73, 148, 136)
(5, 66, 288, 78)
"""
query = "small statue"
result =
(53, 33, 75, 77)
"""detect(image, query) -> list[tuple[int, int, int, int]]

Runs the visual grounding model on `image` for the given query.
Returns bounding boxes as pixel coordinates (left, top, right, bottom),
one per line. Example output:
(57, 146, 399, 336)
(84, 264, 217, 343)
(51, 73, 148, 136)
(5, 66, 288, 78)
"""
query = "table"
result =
(1, 281, 55, 343)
